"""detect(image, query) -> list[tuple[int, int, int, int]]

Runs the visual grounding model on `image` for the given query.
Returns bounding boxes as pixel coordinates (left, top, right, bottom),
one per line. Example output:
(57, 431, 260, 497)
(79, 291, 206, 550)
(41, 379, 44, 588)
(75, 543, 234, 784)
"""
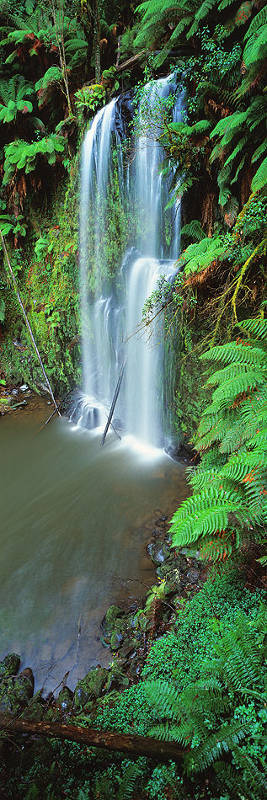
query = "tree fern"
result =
(251, 157, 267, 193)
(187, 0, 218, 38)
(244, 6, 267, 39)
(0, 74, 34, 123)
(134, 0, 198, 59)
(3, 135, 65, 183)
(201, 340, 267, 366)
(171, 487, 244, 547)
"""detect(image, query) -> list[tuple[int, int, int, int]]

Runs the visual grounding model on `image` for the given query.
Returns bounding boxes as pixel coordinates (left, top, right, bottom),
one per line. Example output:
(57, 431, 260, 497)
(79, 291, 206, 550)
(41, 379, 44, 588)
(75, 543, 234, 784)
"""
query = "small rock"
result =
(146, 543, 166, 565)
(186, 568, 200, 584)
(20, 384, 28, 392)
(152, 527, 162, 538)
(74, 667, 108, 708)
(110, 632, 123, 651)
(103, 605, 122, 631)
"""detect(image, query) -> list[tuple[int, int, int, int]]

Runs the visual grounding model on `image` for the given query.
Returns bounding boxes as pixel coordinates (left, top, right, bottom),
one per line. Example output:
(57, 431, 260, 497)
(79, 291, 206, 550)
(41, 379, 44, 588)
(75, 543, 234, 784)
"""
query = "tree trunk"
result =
(0, 714, 184, 762)
(94, 0, 101, 83)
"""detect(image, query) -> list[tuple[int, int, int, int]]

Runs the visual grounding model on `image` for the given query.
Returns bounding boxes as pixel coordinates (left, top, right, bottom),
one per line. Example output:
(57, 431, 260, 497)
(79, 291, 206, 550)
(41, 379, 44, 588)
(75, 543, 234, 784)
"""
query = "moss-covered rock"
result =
(58, 686, 73, 713)
(0, 653, 20, 680)
(74, 667, 108, 709)
(0, 667, 34, 714)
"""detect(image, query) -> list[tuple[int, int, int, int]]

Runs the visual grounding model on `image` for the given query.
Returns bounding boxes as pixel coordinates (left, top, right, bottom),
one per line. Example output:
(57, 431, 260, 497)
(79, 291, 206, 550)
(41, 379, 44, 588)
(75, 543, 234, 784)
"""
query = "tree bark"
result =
(94, 0, 101, 83)
(0, 714, 184, 762)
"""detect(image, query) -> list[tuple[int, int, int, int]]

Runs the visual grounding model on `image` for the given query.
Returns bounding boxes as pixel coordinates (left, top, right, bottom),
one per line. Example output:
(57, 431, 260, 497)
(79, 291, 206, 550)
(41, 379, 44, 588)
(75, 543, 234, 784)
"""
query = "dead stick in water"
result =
(0, 231, 60, 417)
(102, 362, 125, 446)
(39, 388, 74, 430)
(0, 714, 184, 762)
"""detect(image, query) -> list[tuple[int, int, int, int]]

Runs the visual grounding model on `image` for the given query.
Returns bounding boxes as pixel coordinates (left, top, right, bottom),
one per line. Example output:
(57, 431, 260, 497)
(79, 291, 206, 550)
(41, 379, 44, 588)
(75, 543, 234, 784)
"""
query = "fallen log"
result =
(0, 714, 184, 762)
(116, 50, 147, 73)
(102, 362, 125, 446)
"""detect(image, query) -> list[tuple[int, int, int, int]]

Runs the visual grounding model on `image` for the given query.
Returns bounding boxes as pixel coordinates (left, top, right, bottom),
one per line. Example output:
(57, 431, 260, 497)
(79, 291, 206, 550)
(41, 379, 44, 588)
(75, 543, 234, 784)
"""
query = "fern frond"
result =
(220, 449, 266, 483)
(117, 763, 144, 800)
(170, 487, 244, 547)
(238, 317, 267, 340)
(143, 680, 180, 720)
(186, 721, 249, 773)
(201, 341, 267, 367)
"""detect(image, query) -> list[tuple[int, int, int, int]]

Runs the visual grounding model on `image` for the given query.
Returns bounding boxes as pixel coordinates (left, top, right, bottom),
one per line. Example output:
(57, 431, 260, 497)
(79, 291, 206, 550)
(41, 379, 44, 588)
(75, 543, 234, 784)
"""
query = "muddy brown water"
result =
(0, 397, 187, 692)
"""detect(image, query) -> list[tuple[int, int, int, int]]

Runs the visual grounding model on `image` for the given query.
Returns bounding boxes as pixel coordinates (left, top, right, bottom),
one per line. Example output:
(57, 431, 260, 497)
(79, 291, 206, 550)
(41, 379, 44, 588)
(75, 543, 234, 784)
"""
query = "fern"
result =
(134, 0, 198, 60)
(243, 24, 267, 68)
(187, 0, 217, 38)
(239, 318, 267, 339)
(245, 6, 267, 40)
(0, 74, 34, 123)
(144, 613, 266, 793)
(251, 157, 267, 193)
(117, 763, 144, 800)
(180, 219, 206, 243)
(201, 340, 267, 366)
(3, 135, 65, 183)
(176, 236, 224, 276)
(170, 487, 244, 547)
(171, 319, 267, 557)
(35, 67, 62, 93)
(186, 720, 249, 772)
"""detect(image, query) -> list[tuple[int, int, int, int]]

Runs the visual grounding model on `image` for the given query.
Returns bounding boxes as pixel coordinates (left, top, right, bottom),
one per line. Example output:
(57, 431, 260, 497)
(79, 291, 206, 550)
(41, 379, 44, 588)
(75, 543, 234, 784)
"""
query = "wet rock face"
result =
(114, 91, 133, 139)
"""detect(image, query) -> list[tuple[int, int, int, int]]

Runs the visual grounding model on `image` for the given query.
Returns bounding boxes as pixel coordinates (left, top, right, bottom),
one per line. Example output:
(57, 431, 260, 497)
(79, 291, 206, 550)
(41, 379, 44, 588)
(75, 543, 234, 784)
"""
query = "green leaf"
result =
(251, 158, 267, 192)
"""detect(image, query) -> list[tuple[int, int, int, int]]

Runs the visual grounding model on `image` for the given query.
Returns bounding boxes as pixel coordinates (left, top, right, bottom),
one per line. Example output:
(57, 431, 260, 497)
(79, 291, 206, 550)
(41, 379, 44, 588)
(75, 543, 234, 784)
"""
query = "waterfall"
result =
(74, 77, 184, 446)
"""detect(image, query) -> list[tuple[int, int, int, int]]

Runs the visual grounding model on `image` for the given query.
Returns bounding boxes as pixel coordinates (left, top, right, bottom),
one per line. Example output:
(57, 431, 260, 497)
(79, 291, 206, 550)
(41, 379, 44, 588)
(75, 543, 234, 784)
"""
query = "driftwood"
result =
(102, 362, 125, 446)
(0, 232, 60, 417)
(0, 714, 184, 762)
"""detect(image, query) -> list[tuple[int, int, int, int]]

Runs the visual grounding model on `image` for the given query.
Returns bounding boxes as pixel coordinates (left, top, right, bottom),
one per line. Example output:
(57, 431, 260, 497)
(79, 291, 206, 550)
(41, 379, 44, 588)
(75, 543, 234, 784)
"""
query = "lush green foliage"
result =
(3, 134, 66, 182)
(0, 5, 266, 796)
(144, 610, 266, 798)
(170, 317, 267, 559)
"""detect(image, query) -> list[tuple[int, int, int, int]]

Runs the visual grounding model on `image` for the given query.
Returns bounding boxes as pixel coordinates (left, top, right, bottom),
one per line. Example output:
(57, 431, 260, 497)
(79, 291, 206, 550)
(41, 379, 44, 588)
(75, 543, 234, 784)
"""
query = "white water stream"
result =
(75, 77, 184, 447)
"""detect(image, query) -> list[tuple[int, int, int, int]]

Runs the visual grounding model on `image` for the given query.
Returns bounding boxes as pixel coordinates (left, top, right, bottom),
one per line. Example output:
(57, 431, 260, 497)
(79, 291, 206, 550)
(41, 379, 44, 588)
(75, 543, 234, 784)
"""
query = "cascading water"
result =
(73, 76, 184, 446)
